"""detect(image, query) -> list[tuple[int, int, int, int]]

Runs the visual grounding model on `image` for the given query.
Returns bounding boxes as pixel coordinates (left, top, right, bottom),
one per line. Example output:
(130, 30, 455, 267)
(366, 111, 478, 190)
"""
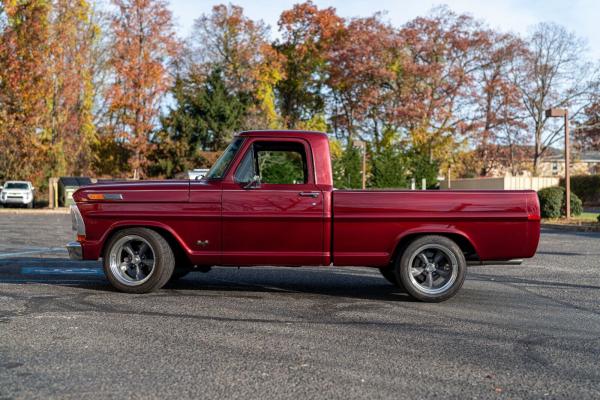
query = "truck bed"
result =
(332, 190, 541, 266)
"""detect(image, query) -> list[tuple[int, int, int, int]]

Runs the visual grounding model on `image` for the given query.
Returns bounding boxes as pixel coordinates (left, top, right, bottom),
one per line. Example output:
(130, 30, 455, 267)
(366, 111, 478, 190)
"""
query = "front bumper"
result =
(66, 242, 83, 260)
(1, 197, 32, 205)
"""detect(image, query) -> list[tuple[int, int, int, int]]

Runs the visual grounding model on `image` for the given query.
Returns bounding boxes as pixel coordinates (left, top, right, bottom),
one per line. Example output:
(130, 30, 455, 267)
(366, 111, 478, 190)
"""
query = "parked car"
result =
(66, 130, 541, 302)
(0, 181, 35, 208)
(187, 168, 210, 180)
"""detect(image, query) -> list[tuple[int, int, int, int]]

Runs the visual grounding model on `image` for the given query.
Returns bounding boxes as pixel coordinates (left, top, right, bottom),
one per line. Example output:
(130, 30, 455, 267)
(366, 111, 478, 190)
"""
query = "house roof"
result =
(542, 150, 600, 162)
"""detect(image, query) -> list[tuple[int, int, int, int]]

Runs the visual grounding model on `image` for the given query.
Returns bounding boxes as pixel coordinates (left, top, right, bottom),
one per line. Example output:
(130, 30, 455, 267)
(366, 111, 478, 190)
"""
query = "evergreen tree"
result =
(333, 143, 362, 189)
(152, 68, 249, 177)
(162, 68, 248, 152)
(370, 146, 408, 189)
(408, 150, 439, 189)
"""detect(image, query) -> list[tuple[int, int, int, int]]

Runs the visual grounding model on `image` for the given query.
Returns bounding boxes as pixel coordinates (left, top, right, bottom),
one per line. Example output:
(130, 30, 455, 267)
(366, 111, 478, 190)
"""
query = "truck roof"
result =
(237, 130, 327, 139)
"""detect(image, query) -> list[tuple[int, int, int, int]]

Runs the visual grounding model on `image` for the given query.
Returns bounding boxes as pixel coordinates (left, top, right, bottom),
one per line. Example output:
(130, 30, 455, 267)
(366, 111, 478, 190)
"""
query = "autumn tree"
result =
(275, 1, 343, 128)
(470, 31, 529, 176)
(516, 22, 596, 174)
(382, 7, 491, 178)
(574, 99, 600, 151)
(188, 4, 283, 130)
(327, 14, 395, 145)
(47, 0, 98, 176)
(0, 0, 52, 184)
(105, 0, 180, 179)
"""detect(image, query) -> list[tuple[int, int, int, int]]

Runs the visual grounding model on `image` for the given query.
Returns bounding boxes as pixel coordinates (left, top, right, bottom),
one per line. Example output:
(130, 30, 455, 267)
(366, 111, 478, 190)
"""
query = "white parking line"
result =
(0, 248, 67, 259)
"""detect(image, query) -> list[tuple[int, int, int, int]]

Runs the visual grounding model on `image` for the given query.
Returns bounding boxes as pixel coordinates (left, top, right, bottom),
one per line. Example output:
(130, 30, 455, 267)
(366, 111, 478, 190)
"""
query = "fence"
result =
(439, 175, 559, 191)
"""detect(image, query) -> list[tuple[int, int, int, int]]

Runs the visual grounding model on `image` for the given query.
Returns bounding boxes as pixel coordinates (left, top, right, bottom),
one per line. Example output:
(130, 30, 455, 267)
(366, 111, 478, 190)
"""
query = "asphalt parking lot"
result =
(0, 212, 599, 399)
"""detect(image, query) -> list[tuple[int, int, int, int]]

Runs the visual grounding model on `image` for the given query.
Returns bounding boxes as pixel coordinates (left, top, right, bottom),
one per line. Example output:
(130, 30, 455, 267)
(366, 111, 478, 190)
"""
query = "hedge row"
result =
(560, 175, 600, 206)
(538, 186, 583, 218)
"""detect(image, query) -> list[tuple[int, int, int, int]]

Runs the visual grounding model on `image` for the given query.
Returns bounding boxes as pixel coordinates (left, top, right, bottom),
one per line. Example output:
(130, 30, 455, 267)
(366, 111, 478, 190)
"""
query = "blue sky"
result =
(168, 0, 600, 60)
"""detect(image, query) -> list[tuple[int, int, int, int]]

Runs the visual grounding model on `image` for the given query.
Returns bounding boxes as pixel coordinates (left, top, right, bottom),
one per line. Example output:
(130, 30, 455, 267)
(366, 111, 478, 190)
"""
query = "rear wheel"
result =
(103, 228, 175, 294)
(396, 235, 466, 302)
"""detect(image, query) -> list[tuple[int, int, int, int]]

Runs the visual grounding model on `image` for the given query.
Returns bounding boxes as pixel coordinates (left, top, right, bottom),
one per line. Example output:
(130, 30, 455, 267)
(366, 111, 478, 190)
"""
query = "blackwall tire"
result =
(103, 227, 175, 294)
(396, 235, 466, 302)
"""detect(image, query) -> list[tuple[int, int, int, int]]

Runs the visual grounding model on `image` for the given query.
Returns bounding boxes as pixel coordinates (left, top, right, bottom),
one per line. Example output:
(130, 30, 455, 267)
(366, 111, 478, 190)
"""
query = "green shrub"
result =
(560, 175, 600, 206)
(597, 214, 600, 223)
(538, 187, 563, 218)
(567, 192, 583, 217)
(538, 186, 583, 218)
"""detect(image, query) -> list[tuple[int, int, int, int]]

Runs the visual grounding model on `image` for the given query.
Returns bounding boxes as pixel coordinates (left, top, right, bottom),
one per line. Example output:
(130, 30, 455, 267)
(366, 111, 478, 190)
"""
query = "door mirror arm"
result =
(243, 175, 261, 189)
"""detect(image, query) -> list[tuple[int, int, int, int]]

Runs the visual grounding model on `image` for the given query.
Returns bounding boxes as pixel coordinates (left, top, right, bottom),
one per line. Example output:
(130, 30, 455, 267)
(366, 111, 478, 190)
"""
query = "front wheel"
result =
(103, 228, 175, 294)
(396, 235, 466, 302)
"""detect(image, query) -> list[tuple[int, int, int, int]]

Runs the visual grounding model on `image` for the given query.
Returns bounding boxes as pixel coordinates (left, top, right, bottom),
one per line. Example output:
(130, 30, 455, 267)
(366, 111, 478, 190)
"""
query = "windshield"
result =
(4, 183, 29, 190)
(205, 137, 245, 179)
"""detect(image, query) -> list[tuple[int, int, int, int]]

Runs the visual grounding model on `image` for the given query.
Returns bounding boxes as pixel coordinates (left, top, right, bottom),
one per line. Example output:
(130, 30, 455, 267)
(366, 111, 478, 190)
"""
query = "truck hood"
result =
(73, 180, 217, 203)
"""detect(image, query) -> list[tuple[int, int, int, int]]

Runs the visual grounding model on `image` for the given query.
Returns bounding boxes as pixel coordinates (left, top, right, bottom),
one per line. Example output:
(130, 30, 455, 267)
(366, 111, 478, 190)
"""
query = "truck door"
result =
(221, 138, 325, 266)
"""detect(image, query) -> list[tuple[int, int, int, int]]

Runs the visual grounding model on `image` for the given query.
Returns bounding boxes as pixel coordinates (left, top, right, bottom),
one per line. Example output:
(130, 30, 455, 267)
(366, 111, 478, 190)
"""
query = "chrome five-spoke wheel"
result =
(408, 244, 458, 295)
(109, 235, 156, 286)
(104, 228, 175, 293)
(396, 235, 466, 302)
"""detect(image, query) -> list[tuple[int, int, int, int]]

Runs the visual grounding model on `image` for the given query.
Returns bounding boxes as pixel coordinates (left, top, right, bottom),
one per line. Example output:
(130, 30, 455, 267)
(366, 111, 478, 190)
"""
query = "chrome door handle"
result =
(299, 192, 320, 198)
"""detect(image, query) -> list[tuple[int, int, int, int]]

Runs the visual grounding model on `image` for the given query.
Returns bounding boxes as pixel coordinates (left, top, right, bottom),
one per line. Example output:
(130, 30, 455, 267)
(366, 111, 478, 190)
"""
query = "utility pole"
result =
(545, 108, 571, 220)
(353, 140, 367, 190)
(564, 110, 571, 220)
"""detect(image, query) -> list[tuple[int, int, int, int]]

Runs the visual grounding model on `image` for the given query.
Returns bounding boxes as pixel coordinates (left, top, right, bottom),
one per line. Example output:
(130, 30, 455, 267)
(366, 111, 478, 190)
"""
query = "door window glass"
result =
(234, 141, 308, 185)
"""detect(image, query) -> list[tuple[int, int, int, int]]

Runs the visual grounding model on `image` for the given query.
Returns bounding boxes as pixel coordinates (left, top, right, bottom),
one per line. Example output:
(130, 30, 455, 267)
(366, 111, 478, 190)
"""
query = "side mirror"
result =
(244, 175, 261, 189)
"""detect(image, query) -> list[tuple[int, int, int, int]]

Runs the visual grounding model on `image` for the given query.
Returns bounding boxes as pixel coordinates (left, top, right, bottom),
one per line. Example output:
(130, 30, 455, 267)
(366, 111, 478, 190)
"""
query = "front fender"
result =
(83, 220, 192, 261)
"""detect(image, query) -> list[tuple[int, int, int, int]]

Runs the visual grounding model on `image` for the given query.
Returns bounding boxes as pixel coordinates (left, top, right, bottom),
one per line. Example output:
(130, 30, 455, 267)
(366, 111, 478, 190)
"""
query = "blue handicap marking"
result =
(21, 267, 105, 277)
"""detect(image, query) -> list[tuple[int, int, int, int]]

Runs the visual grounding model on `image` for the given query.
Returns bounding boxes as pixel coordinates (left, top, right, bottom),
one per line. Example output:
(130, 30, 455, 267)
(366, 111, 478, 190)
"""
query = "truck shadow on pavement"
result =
(468, 272, 600, 291)
(2, 257, 598, 304)
(0, 257, 418, 303)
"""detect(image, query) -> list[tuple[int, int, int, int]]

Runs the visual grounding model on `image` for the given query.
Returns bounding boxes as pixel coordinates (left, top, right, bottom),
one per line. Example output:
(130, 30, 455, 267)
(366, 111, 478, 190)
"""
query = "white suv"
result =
(0, 181, 35, 208)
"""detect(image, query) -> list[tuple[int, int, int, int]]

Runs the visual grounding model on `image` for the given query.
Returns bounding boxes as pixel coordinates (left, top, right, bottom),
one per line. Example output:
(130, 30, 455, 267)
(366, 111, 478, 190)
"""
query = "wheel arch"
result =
(391, 229, 478, 265)
(100, 222, 191, 264)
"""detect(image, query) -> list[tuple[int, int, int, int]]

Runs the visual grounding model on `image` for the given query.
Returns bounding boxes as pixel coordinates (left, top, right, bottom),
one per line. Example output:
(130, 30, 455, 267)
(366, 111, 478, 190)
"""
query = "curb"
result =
(0, 208, 69, 215)
(541, 223, 600, 233)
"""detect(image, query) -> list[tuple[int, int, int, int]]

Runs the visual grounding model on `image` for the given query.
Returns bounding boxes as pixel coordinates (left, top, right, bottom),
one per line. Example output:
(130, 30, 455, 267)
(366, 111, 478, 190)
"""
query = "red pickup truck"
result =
(67, 130, 540, 302)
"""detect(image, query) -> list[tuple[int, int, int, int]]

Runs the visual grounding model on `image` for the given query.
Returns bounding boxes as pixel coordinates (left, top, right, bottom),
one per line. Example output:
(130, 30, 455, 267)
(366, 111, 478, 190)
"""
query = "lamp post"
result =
(545, 108, 570, 220)
(353, 140, 367, 190)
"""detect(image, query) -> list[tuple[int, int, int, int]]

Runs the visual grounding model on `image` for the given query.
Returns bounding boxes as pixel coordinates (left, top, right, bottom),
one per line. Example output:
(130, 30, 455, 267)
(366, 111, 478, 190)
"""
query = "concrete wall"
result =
(439, 175, 559, 190)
